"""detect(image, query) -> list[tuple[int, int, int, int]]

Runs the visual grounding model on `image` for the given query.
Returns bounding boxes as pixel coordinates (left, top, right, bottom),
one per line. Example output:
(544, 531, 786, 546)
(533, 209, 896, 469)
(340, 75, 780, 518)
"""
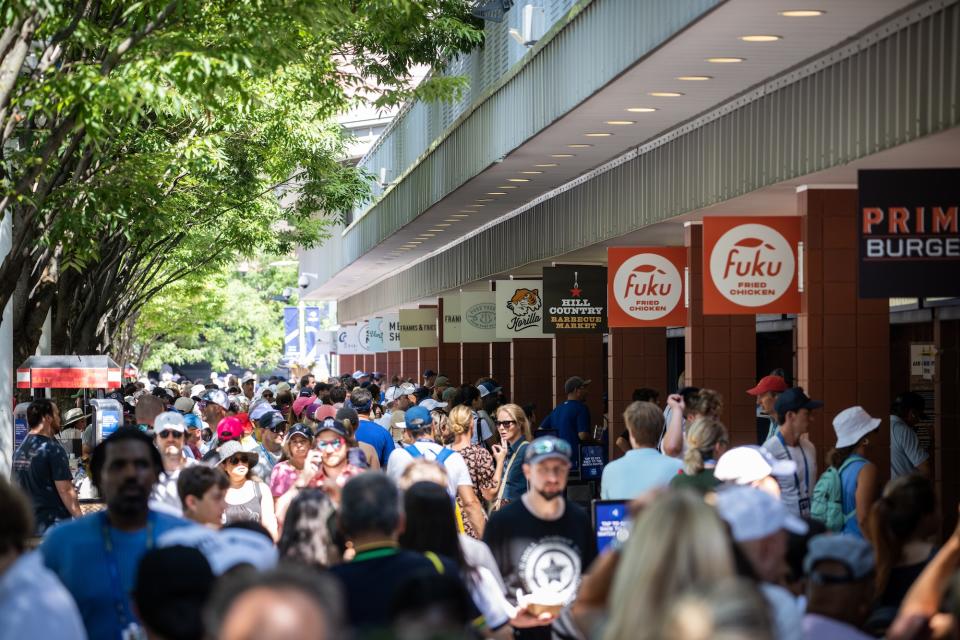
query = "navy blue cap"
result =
(283, 422, 313, 445)
(257, 410, 287, 431)
(316, 418, 348, 438)
(775, 387, 823, 417)
(400, 406, 432, 429)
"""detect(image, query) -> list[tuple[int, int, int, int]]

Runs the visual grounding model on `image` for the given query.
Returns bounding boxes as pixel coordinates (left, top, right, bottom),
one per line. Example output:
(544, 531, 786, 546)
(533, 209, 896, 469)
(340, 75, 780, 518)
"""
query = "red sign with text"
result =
(607, 247, 687, 327)
(703, 217, 801, 314)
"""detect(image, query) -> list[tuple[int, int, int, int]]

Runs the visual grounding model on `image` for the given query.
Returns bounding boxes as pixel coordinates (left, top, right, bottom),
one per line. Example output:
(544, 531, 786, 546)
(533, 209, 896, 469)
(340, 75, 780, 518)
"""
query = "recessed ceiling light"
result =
(436, 223, 451, 227)
(428, 229, 444, 232)
(626, 107, 657, 113)
(443, 218, 461, 222)
(408, 240, 422, 244)
(605, 120, 636, 125)
(584, 132, 613, 137)
(467, 203, 486, 207)
(676, 75, 712, 81)
(567, 144, 592, 148)
(486, 192, 507, 195)
(534, 163, 558, 167)
(520, 171, 543, 174)
(707, 57, 745, 63)
(649, 91, 683, 97)
(497, 185, 518, 189)
(476, 198, 493, 202)
(418, 234, 435, 238)
(551, 153, 575, 158)
(740, 35, 782, 42)
(780, 9, 825, 17)
(451, 214, 469, 218)
(507, 178, 531, 182)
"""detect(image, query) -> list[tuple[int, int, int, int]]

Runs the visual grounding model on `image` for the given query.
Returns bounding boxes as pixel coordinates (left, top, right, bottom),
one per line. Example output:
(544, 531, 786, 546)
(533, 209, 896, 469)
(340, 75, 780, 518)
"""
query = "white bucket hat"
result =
(833, 406, 881, 448)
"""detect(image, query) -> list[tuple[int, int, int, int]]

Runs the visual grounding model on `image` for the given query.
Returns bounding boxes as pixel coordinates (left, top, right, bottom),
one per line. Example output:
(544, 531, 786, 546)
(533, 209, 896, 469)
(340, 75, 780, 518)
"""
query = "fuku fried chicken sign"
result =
(703, 217, 801, 314)
(607, 247, 686, 327)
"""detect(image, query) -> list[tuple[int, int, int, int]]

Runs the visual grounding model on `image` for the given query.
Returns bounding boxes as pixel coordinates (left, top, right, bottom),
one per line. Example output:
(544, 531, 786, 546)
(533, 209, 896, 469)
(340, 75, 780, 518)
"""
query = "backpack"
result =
(404, 444, 455, 466)
(810, 456, 859, 531)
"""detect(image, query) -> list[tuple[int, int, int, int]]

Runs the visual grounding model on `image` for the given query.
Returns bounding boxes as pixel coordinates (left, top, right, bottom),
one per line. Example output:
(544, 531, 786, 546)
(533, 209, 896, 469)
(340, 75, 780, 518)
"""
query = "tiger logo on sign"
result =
(506, 288, 542, 332)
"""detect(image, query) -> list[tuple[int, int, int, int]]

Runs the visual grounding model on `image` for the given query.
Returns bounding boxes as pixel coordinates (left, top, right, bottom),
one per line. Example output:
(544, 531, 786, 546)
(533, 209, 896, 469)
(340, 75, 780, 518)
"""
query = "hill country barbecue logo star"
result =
(569, 271, 582, 298)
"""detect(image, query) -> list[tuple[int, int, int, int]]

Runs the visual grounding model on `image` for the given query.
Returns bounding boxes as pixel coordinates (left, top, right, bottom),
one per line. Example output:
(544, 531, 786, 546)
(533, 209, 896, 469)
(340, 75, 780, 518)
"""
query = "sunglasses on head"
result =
(227, 455, 251, 466)
(529, 438, 572, 458)
(495, 419, 517, 427)
(158, 430, 183, 439)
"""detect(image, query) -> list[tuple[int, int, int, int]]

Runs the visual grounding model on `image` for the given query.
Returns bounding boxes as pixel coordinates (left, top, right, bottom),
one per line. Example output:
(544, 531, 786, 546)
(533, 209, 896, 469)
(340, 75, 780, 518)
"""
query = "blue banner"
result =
(283, 307, 300, 361)
(303, 307, 322, 362)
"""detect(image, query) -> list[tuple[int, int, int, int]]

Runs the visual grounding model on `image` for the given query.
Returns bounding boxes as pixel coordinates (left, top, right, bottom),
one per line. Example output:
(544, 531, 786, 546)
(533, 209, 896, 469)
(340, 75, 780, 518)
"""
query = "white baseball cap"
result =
(715, 445, 796, 485)
(833, 406, 881, 448)
(190, 384, 206, 399)
(419, 398, 448, 412)
(158, 526, 278, 575)
(154, 411, 186, 433)
(241, 373, 257, 385)
(715, 486, 808, 542)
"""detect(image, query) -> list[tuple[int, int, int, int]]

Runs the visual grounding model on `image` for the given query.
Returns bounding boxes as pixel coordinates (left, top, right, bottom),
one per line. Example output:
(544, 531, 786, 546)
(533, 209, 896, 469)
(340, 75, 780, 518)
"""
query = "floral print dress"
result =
(456, 444, 496, 539)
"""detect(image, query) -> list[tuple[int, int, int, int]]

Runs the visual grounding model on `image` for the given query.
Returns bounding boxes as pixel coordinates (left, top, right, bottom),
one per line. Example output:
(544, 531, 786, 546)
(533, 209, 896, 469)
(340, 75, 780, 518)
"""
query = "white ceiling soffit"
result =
(304, 0, 920, 301)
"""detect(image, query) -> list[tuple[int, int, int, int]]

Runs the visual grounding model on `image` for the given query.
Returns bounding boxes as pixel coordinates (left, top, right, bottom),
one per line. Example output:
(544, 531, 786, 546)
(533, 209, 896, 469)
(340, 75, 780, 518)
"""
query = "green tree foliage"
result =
(0, 0, 483, 364)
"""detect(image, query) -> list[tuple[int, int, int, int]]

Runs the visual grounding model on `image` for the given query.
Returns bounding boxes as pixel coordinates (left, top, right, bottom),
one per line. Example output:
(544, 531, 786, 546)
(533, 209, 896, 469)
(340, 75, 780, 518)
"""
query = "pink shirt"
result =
(269, 461, 299, 498)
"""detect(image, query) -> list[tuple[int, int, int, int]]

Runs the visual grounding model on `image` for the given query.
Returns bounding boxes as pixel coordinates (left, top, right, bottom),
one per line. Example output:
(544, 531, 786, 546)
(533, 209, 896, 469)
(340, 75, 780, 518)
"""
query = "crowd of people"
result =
(1, 368, 954, 640)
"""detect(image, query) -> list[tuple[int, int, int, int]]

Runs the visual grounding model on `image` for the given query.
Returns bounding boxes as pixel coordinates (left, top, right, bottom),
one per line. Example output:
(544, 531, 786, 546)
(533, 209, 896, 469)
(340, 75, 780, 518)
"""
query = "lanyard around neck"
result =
(776, 432, 810, 496)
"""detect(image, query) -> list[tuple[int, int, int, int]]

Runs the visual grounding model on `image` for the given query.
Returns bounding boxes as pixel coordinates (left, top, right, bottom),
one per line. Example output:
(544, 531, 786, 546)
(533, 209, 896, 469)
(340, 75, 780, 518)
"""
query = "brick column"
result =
(935, 317, 960, 536)
(400, 349, 418, 381)
(437, 298, 462, 383)
(362, 355, 374, 373)
(554, 333, 605, 432)
(511, 339, 553, 422)
(338, 355, 355, 376)
(462, 343, 490, 385)
(374, 352, 388, 377)
(492, 342, 512, 399)
(386, 351, 402, 381)
(685, 223, 757, 445)
(607, 328, 668, 460)
(797, 188, 890, 476)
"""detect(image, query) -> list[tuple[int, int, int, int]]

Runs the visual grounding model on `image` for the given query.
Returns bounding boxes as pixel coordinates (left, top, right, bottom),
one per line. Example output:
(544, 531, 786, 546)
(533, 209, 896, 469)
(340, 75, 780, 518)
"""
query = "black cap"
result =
(257, 410, 287, 431)
(775, 387, 823, 417)
(316, 418, 348, 438)
(892, 392, 927, 420)
(283, 423, 314, 445)
(423, 369, 436, 378)
(298, 387, 313, 398)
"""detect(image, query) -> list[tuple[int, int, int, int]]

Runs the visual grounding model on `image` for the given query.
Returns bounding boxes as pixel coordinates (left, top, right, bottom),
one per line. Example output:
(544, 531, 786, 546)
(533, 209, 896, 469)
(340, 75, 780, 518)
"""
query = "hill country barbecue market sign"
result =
(543, 266, 607, 333)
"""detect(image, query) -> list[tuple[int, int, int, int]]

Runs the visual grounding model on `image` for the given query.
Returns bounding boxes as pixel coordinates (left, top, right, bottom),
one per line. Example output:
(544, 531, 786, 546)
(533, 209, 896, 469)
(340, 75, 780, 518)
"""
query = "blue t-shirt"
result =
(540, 400, 590, 469)
(840, 454, 868, 538)
(40, 510, 196, 640)
(357, 419, 396, 466)
(601, 448, 683, 500)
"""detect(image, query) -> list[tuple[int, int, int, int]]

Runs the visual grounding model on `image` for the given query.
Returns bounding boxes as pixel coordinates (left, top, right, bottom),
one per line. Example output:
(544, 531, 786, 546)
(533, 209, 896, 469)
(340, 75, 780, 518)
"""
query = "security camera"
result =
(298, 274, 310, 288)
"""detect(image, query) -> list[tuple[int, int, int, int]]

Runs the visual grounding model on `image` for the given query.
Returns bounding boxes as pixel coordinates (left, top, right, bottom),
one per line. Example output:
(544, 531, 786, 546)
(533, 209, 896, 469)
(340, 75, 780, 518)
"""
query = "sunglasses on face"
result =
(227, 455, 251, 466)
(316, 438, 345, 452)
(268, 424, 287, 434)
(495, 420, 517, 427)
(158, 430, 183, 439)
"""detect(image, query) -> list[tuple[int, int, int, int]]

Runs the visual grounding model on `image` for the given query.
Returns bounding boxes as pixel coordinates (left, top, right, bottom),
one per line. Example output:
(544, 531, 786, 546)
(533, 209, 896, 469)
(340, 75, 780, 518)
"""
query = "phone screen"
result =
(593, 500, 629, 553)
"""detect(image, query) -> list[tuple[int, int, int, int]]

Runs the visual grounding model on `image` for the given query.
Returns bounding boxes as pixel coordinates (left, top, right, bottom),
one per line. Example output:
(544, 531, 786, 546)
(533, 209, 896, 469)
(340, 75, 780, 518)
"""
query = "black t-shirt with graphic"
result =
(483, 497, 596, 639)
(12, 434, 72, 534)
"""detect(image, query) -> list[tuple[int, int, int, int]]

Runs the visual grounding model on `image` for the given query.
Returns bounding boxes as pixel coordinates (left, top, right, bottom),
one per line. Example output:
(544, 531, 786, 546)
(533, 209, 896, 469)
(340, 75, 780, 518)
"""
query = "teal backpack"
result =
(810, 456, 859, 531)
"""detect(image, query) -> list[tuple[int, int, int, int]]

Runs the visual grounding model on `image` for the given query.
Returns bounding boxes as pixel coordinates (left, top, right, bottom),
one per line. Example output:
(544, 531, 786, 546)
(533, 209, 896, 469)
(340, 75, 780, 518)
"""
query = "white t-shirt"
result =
(761, 583, 803, 640)
(762, 433, 817, 518)
(385, 441, 474, 495)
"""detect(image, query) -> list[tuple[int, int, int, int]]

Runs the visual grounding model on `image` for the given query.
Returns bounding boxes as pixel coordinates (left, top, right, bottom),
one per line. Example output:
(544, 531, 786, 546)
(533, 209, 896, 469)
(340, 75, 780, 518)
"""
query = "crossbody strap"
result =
(496, 441, 528, 502)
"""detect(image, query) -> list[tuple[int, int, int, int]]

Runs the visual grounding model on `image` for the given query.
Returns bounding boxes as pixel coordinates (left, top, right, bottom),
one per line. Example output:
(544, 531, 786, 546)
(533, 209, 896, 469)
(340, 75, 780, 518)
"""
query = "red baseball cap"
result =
(216, 416, 245, 442)
(311, 404, 337, 422)
(747, 375, 789, 396)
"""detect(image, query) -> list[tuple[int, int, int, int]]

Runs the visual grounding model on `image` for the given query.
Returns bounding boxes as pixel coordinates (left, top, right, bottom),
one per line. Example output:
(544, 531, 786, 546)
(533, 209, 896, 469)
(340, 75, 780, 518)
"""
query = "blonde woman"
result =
(604, 491, 737, 640)
(448, 405, 496, 539)
(670, 417, 729, 493)
(489, 403, 533, 511)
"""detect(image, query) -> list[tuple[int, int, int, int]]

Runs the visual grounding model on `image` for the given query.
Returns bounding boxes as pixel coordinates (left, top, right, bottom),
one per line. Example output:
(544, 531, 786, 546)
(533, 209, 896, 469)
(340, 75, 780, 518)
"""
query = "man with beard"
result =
(148, 412, 197, 516)
(483, 436, 595, 639)
(40, 427, 195, 640)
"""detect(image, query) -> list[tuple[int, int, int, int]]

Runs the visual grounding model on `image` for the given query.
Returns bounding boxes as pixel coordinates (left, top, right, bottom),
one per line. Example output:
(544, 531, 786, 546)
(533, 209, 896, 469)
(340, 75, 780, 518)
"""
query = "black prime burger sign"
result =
(859, 169, 960, 298)
(543, 265, 608, 333)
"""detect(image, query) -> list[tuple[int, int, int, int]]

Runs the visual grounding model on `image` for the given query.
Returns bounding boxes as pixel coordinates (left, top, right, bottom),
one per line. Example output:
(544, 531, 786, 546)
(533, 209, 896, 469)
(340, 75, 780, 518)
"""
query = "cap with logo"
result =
(155, 411, 186, 434)
(478, 381, 501, 398)
(746, 375, 789, 396)
(399, 406, 433, 430)
(183, 414, 202, 431)
(524, 435, 573, 466)
(774, 387, 823, 418)
(216, 416, 245, 442)
(564, 376, 591, 394)
(803, 534, 876, 583)
(61, 408, 89, 426)
(316, 418, 348, 438)
(283, 423, 314, 445)
(715, 486, 808, 542)
(714, 445, 796, 485)
(200, 389, 231, 411)
(832, 406, 881, 448)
